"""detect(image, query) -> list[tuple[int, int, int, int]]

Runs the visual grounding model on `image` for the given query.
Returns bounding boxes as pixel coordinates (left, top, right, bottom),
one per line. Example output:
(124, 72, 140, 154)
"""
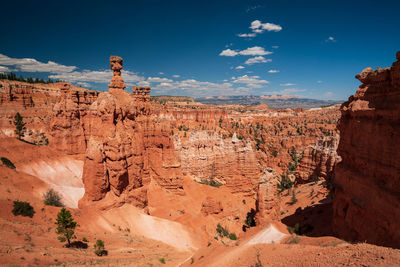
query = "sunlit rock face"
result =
(333, 51, 400, 248)
(76, 56, 184, 209)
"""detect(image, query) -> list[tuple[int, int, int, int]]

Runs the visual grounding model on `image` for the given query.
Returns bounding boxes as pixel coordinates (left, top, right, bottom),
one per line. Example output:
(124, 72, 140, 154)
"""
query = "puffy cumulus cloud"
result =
(49, 69, 145, 84)
(280, 83, 296, 86)
(137, 81, 150, 87)
(219, 49, 239, 57)
(76, 81, 91, 88)
(232, 75, 269, 88)
(220, 46, 272, 57)
(158, 72, 164, 75)
(239, 46, 272, 56)
(172, 74, 180, 78)
(0, 54, 77, 73)
(245, 56, 271, 65)
(0, 65, 11, 73)
(147, 77, 173, 83)
(238, 20, 282, 38)
(235, 65, 245, 69)
(250, 20, 282, 32)
(268, 69, 279, 73)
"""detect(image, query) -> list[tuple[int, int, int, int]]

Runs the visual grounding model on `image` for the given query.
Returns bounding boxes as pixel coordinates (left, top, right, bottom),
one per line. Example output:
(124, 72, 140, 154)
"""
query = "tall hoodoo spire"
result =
(108, 56, 126, 91)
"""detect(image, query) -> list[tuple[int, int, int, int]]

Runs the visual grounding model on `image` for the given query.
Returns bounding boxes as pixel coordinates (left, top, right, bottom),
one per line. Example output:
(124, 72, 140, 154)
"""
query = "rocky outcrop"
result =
(256, 167, 280, 222)
(333, 52, 400, 248)
(296, 135, 341, 183)
(49, 83, 98, 154)
(79, 56, 184, 209)
(201, 197, 223, 215)
(173, 131, 259, 196)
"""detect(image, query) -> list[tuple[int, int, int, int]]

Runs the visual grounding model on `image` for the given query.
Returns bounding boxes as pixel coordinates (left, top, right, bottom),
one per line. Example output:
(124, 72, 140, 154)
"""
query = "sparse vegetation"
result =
(12, 201, 35, 218)
(13, 112, 26, 139)
(277, 173, 293, 193)
(159, 257, 166, 264)
(1, 157, 16, 169)
(216, 224, 237, 240)
(94, 239, 107, 256)
(290, 190, 298, 204)
(55, 208, 77, 247)
(43, 189, 63, 207)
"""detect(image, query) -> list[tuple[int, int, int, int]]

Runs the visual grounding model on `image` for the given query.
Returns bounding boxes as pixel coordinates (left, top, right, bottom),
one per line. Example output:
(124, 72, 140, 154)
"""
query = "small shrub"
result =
(216, 224, 229, 237)
(82, 237, 88, 242)
(13, 112, 26, 139)
(12, 201, 35, 218)
(1, 157, 16, 169)
(245, 208, 256, 228)
(159, 258, 166, 264)
(43, 189, 63, 207)
(287, 236, 299, 244)
(94, 239, 107, 256)
(228, 233, 237, 240)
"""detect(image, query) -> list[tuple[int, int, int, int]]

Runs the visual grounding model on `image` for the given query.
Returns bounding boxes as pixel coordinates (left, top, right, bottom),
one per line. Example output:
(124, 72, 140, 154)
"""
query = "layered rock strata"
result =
(173, 131, 259, 196)
(78, 56, 184, 208)
(333, 52, 400, 248)
(296, 135, 341, 183)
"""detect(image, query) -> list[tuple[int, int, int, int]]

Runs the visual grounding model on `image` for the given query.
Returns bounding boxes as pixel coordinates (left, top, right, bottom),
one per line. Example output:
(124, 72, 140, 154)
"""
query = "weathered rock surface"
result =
(173, 131, 259, 196)
(296, 135, 341, 183)
(256, 167, 280, 222)
(333, 52, 400, 248)
(49, 83, 98, 154)
(78, 56, 184, 209)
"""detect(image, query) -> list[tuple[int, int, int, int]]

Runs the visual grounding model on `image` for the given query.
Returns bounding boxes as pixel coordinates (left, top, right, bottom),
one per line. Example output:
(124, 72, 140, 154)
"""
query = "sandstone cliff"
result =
(78, 56, 184, 209)
(173, 131, 259, 196)
(333, 52, 400, 248)
(296, 135, 341, 183)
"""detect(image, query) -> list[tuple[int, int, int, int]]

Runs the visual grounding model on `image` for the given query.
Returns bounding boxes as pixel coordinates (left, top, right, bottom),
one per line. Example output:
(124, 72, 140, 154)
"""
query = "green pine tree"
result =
(13, 112, 26, 139)
(55, 208, 77, 247)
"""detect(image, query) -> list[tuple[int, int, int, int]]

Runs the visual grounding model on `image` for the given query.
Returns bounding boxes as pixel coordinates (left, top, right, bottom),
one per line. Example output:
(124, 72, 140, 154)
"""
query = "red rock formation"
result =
(296, 135, 341, 183)
(201, 196, 223, 215)
(333, 52, 400, 248)
(49, 83, 98, 154)
(79, 56, 184, 209)
(256, 167, 280, 222)
(173, 131, 260, 196)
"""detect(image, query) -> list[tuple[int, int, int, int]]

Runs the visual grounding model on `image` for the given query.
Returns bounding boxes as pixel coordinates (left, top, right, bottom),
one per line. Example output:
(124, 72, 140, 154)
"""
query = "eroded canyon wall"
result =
(78, 56, 184, 209)
(333, 52, 400, 248)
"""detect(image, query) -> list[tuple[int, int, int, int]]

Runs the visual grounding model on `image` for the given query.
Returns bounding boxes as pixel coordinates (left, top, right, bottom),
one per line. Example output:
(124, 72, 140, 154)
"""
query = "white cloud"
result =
(326, 36, 336, 42)
(172, 74, 180, 78)
(317, 80, 323, 83)
(137, 81, 150, 87)
(235, 66, 245, 69)
(0, 54, 77, 73)
(237, 33, 256, 38)
(250, 20, 282, 32)
(158, 72, 164, 75)
(268, 69, 279, 73)
(76, 82, 91, 88)
(280, 83, 296, 86)
(49, 69, 145, 84)
(0, 66, 11, 73)
(238, 46, 272, 56)
(232, 75, 269, 88)
(220, 46, 272, 57)
(147, 77, 173, 83)
(280, 88, 305, 94)
(219, 49, 238, 57)
(245, 56, 271, 65)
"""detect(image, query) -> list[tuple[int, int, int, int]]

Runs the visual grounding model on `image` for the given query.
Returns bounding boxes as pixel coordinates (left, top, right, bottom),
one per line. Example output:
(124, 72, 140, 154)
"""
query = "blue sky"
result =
(1, 0, 399, 100)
